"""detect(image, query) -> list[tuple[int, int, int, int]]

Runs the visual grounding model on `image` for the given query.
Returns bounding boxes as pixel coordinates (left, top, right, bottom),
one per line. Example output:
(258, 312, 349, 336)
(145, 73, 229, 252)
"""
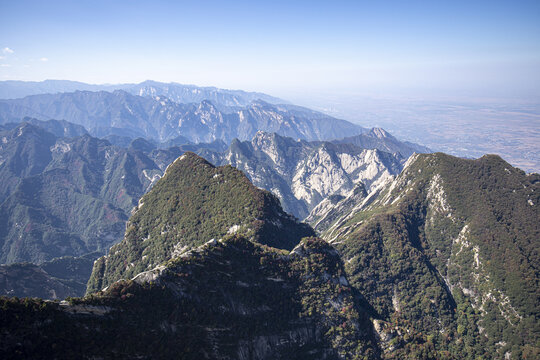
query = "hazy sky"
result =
(1, 0, 539, 100)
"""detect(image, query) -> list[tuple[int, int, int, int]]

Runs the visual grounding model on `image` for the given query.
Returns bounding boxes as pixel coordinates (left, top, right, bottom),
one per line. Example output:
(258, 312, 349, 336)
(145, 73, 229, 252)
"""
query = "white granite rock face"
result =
(221, 132, 404, 220)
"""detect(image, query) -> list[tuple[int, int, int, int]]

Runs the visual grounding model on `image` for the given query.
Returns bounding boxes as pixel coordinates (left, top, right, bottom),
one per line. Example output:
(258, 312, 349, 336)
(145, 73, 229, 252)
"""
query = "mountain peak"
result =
(249, 99, 273, 109)
(369, 127, 392, 139)
(252, 130, 280, 144)
(87, 152, 314, 293)
(320, 150, 539, 357)
(251, 130, 300, 147)
(196, 99, 218, 112)
(162, 151, 214, 176)
(4, 122, 56, 144)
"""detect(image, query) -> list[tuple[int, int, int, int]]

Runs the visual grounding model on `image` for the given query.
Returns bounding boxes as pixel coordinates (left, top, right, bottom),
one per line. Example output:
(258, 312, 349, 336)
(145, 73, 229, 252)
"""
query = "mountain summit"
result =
(87, 152, 314, 293)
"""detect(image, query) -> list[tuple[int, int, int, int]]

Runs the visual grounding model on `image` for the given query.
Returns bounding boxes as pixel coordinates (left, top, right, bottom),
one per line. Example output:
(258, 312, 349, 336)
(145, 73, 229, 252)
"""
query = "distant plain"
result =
(300, 95, 540, 173)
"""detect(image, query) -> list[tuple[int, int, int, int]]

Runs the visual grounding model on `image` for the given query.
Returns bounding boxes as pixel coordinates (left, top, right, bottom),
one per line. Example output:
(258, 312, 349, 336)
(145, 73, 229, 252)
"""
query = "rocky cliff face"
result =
(217, 131, 404, 220)
(146, 131, 407, 220)
(306, 183, 369, 233)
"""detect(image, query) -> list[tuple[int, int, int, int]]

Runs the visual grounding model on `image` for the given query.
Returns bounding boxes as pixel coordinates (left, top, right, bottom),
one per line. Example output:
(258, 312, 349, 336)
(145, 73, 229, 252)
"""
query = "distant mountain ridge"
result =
(1, 117, 88, 138)
(0, 80, 119, 100)
(332, 127, 431, 158)
(0, 79, 287, 106)
(122, 80, 287, 107)
(0, 90, 366, 143)
(0, 80, 431, 163)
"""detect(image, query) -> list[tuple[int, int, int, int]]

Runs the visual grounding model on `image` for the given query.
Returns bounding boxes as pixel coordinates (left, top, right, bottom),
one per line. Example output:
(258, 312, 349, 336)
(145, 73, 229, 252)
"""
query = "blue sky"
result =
(1, 0, 539, 99)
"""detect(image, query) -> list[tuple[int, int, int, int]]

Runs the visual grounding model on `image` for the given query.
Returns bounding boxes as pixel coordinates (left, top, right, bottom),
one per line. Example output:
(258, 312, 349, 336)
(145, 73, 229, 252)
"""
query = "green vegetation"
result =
(87, 152, 314, 293)
(328, 153, 540, 359)
(291, 237, 376, 359)
(0, 236, 376, 359)
(2, 141, 538, 359)
(0, 123, 161, 264)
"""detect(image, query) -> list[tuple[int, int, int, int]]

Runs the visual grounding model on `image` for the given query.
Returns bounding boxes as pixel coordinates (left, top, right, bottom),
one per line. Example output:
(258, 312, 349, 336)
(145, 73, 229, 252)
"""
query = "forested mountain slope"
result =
(0, 123, 160, 264)
(321, 153, 539, 359)
(87, 152, 314, 293)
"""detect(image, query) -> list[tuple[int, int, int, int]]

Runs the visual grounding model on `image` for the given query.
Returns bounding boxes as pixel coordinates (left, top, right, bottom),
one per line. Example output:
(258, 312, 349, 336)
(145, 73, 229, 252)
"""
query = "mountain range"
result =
(0, 118, 419, 267)
(0, 80, 286, 106)
(0, 80, 537, 359)
(2, 152, 376, 359)
(0, 121, 161, 264)
(1, 151, 537, 359)
(0, 85, 366, 144)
